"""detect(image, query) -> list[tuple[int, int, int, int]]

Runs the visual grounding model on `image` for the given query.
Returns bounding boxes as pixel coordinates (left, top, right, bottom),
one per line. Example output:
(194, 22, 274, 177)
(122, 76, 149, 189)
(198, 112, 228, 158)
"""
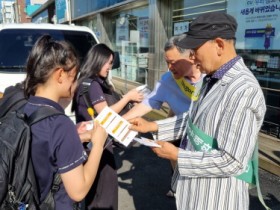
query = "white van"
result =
(0, 23, 116, 121)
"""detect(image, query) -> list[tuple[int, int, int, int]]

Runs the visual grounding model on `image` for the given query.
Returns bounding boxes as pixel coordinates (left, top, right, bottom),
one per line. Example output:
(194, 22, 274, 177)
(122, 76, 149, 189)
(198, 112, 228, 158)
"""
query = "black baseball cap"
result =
(176, 12, 238, 49)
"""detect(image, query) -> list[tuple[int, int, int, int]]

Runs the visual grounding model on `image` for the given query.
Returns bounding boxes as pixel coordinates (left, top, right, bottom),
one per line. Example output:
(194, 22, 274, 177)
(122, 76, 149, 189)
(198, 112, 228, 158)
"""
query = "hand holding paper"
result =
(90, 121, 108, 148)
(133, 137, 161, 148)
(151, 141, 179, 161)
(76, 121, 93, 143)
(129, 117, 158, 133)
(95, 107, 137, 147)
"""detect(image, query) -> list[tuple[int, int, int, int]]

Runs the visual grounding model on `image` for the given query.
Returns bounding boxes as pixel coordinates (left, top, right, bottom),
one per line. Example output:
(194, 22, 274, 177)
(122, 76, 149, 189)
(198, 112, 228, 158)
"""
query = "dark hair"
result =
(71, 43, 114, 113)
(78, 43, 114, 84)
(24, 35, 80, 97)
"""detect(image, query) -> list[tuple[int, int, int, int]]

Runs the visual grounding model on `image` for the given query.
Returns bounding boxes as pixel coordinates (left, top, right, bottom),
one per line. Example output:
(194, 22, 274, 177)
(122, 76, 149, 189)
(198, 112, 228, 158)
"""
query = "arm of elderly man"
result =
(131, 74, 266, 178)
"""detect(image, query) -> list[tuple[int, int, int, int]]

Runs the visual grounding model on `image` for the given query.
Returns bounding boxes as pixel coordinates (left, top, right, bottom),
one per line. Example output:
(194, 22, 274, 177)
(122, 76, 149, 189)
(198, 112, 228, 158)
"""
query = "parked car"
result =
(0, 23, 118, 121)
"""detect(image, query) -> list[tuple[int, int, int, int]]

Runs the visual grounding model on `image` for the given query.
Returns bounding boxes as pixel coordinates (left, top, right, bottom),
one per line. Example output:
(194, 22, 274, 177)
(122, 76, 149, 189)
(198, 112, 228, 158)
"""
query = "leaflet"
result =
(95, 106, 137, 147)
(133, 137, 161, 148)
(136, 84, 151, 98)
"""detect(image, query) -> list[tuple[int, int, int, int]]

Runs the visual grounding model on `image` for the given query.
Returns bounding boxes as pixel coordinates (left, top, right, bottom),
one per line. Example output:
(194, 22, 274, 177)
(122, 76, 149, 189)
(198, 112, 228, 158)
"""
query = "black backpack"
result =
(79, 78, 133, 117)
(0, 84, 63, 210)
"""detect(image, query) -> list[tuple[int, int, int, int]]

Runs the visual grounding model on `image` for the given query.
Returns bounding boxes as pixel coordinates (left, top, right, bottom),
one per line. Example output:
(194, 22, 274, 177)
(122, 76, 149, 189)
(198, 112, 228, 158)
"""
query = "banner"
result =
(227, 0, 280, 50)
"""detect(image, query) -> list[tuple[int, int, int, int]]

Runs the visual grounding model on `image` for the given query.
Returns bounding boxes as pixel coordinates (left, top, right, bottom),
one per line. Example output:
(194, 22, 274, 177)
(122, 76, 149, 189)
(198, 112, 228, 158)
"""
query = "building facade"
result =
(14, 0, 31, 22)
(0, 0, 48, 23)
(30, 0, 280, 139)
(1, 0, 15, 23)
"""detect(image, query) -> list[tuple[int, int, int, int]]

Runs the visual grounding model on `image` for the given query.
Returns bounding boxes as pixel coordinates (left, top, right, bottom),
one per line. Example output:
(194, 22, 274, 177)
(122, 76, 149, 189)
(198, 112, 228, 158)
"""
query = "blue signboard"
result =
(73, 0, 127, 19)
(245, 27, 275, 37)
(25, 0, 31, 6)
(227, 0, 280, 50)
(56, 0, 67, 23)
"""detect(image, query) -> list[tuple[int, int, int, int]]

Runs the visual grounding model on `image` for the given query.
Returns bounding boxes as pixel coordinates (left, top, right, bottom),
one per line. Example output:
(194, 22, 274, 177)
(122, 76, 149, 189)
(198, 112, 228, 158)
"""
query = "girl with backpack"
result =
(23, 35, 108, 209)
(72, 43, 143, 210)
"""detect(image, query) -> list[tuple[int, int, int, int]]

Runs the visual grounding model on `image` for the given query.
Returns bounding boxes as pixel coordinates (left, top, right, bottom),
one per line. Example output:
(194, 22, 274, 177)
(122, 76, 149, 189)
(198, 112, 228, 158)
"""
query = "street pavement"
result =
(115, 143, 280, 210)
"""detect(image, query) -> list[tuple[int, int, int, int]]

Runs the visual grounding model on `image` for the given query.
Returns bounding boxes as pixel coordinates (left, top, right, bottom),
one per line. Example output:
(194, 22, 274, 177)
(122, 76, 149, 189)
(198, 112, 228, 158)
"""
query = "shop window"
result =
(227, 0, 280, 138)
(172, 0, 226, 35)
(108, 6, 149, 85)
(236, 49, 280, 138)
(172, 0, 280, 138)
(73, 0, 128, 18)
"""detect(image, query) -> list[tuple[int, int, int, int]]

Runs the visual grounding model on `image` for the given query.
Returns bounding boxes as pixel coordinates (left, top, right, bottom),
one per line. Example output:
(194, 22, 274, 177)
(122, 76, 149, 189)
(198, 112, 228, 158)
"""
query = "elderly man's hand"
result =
(129, 117, 158, 133)
(151, 141, 179, 161)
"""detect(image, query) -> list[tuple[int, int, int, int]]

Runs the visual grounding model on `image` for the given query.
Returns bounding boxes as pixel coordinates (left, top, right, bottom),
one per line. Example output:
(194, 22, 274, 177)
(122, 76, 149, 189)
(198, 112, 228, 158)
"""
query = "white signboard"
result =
(116, 17, 129, 47)
(173, 21, 189, 35)
(138, 17, 149, 47)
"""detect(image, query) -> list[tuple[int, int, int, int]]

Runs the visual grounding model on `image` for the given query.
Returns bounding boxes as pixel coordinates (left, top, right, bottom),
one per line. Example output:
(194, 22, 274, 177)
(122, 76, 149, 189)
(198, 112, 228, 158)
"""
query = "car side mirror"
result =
(112, 51, 120, 69)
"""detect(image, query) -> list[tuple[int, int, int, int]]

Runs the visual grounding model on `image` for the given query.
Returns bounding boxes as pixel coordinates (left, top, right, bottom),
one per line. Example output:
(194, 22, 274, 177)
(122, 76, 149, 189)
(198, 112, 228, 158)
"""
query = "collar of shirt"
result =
(95, 76, 112, 91)
(28, 95, 64, 113)
(203, 55, 241, 96)
(184, 73, 206, 86)
(210, 55, 241, 80)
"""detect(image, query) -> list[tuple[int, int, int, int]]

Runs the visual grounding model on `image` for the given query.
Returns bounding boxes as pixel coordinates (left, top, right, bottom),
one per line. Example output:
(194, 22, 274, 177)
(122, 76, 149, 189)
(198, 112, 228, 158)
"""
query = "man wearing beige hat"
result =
(129, 12, 268, 210)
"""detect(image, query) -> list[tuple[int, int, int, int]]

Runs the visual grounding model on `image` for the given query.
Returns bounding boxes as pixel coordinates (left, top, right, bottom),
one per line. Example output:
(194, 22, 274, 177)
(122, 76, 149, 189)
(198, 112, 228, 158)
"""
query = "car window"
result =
(0, 29, 97, 72)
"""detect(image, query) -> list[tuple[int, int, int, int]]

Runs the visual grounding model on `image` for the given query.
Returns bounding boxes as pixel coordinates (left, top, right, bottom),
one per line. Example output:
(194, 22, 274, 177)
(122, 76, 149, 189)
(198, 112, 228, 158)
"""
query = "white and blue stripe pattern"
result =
(155, 58, 266, 210)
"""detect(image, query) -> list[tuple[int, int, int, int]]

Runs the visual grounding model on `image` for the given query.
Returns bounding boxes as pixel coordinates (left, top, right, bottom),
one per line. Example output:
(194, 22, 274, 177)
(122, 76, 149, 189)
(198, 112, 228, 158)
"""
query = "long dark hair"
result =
(78, 43, 114, 86)
(71, 43, 114, 113)
(24, 35, 80, 97)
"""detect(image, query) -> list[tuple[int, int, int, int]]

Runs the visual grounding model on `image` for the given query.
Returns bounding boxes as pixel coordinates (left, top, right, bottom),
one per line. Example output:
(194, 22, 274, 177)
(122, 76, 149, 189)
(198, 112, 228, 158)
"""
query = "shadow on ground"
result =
(115, 143, 280, 210)
(115, 143, 176, 210)
(249, 168, 280, 210)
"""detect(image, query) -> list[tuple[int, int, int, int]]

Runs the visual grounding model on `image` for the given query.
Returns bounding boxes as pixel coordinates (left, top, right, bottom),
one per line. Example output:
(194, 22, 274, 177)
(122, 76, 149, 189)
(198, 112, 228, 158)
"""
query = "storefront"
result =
(229, 0, 280, 138)
(72, 0, 171, 92)
(31, 0, 280, 138)
(172, 0, 280, 137)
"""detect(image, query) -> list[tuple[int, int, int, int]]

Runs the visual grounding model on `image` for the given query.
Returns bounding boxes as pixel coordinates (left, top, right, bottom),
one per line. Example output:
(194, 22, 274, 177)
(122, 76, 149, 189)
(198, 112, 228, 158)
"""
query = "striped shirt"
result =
(155, 57, 266, 210)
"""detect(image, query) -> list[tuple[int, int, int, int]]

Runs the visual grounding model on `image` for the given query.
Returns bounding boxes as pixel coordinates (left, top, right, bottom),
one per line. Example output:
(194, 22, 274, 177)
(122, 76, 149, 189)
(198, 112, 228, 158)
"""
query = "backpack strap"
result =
(27, 107, 64, 208)
(79, 78, 93, 109)
(40, 172, 62, 209)
(51, 173, 62, 193)
(27, 106, 64, 125)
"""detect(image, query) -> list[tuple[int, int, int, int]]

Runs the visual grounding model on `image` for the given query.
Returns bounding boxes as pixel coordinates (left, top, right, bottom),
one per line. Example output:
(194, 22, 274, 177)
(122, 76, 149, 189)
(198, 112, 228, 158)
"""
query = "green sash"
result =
(186, 119, 255, 184)
(186, 119, 271, 209)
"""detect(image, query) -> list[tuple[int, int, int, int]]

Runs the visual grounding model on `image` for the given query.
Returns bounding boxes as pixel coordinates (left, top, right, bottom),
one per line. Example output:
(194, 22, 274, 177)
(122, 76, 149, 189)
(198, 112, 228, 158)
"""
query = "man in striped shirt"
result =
(129, 12, 266, 210)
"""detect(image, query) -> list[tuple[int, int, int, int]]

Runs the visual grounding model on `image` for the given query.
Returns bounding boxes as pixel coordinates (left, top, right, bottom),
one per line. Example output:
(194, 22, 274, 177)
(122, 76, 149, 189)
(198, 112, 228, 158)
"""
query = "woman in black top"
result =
(73, 43, 143, 210)
(23, 35, 107, 209)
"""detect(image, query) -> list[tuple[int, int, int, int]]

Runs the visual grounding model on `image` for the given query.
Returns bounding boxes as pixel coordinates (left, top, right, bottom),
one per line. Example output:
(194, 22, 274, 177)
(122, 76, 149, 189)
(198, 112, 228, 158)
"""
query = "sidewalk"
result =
(115, 144, 176, 210)
(115, 142, 280, 210)
(115, 117, 280, 210)
(258, 133, 280, 177)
